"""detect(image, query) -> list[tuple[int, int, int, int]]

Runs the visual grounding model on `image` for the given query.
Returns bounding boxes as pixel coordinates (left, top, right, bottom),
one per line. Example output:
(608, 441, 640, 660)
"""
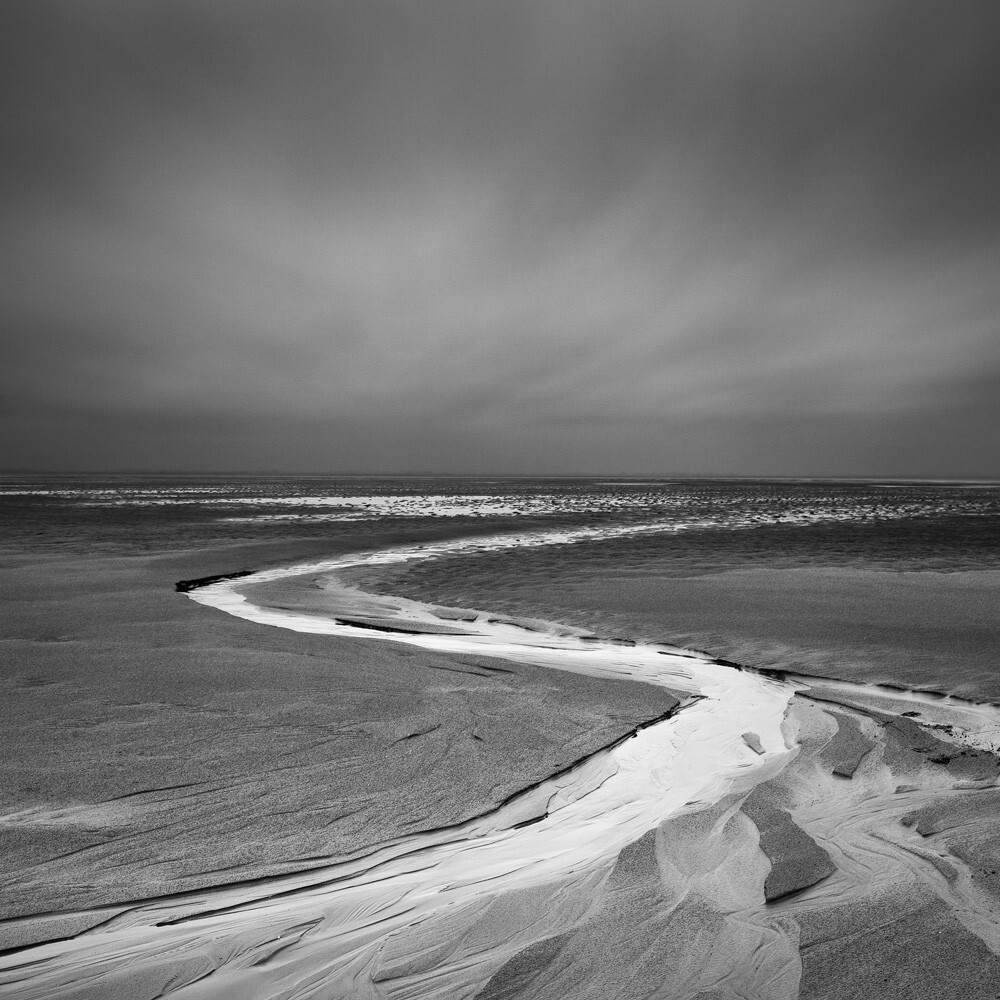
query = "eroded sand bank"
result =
(4, 527, 1000, 999)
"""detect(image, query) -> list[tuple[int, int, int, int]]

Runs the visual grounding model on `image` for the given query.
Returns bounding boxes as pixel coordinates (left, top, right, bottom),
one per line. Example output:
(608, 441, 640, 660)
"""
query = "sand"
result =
(4, 527, 1000, 998)
(0, 535, 679, 944)
(394, 564, 1000, 698)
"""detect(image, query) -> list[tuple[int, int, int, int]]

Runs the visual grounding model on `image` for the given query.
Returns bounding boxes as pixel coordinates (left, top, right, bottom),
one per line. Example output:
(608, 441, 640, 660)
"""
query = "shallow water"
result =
(5, 474, 998, 695)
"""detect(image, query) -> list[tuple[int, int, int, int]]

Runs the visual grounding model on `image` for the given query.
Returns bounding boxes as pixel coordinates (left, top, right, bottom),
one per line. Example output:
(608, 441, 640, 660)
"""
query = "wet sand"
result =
(404, 564, 1000, 699)
(4, 528, 1000, 998)
(0, 535, 679, 947)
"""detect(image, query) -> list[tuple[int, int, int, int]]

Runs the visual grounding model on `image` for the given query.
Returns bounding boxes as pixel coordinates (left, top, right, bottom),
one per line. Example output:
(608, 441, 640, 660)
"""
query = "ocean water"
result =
(4, 474, 997, 555)
(4, 474, 999, 695)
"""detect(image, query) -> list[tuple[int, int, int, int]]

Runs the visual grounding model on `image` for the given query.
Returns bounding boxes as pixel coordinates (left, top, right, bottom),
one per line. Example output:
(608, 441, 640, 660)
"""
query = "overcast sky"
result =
(2, 1, 998, 476)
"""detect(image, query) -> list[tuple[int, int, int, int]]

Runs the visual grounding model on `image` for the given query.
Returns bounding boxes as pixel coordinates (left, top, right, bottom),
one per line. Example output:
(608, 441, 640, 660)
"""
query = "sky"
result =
(2, 1, 998, 476)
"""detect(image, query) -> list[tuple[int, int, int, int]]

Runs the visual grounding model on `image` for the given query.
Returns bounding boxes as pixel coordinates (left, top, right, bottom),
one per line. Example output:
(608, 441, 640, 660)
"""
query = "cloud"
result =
(1, 0, 998, 473)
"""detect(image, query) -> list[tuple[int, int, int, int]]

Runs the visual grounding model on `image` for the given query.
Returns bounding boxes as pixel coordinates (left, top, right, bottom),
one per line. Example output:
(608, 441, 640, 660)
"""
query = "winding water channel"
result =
(3, 526, 1000, 999)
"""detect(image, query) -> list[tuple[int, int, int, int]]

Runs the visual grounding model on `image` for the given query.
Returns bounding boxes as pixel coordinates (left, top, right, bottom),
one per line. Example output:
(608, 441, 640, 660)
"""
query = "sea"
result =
(4, 473, 999, 697)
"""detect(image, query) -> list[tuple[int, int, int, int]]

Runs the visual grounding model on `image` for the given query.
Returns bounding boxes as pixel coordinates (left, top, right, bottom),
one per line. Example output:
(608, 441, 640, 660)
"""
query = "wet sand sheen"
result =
(4, 526, 1000, 998)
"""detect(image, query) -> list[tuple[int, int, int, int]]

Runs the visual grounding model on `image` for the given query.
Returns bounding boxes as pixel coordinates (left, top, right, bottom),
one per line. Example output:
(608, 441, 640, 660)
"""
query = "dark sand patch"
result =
(0, 907, 128, 954)
(796, 687, 1000, 781)
(873, 711, 1000, 782)
(818, 710, 874, 778)
(947, 830, 1000, 903)
(473, 933, 572, 1000)
(797, 886, 1000, 1000)
(901, 788, 1000, 838)
(741, 783, 835, 902)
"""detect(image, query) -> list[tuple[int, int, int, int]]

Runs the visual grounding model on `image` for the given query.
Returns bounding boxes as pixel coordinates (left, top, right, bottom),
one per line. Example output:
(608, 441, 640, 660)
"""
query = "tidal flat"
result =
(0, 533, 678, 946)
(2, 477, 1000, 998)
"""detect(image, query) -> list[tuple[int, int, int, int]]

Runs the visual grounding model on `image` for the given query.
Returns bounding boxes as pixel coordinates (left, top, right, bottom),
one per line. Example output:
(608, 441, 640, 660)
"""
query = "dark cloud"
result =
(1, 0, 998, 474)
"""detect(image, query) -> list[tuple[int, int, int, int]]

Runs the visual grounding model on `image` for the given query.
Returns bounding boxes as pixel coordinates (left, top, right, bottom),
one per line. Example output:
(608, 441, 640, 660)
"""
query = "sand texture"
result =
(0, 539, 679, 940)
(376, 562, 1000, 699)
(3, 527, 1000, 998)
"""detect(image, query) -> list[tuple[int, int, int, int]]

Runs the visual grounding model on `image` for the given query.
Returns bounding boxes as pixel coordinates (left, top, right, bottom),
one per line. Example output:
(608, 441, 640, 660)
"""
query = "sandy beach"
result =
(4, 522, 1000, 998)
(0, 531, 678, 949)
